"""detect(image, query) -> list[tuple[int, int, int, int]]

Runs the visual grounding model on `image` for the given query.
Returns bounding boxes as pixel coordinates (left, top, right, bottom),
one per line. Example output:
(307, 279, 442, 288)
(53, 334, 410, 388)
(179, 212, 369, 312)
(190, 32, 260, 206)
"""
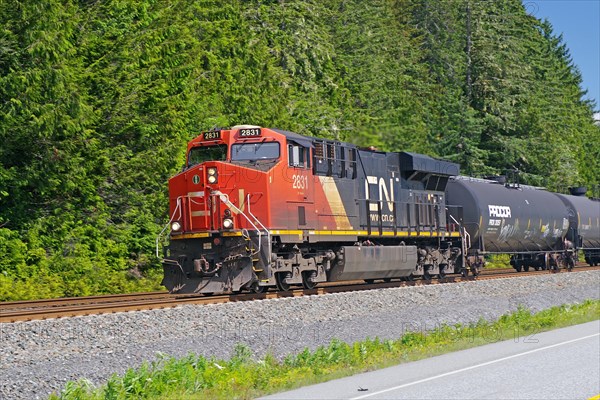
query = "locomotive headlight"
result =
(207, 167, 218, 184)
(171, 221, 182, 232)
(222, 218, 234, 229)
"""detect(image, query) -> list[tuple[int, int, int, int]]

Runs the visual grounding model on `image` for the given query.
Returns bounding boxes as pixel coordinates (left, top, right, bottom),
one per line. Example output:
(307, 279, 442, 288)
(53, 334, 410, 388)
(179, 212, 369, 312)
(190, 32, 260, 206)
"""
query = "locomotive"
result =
(158, 125, 600, 294)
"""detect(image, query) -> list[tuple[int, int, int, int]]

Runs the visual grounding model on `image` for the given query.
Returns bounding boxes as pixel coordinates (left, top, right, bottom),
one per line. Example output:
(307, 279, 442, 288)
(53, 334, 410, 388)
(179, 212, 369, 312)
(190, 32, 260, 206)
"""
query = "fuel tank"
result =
(446, 178, 570, 253)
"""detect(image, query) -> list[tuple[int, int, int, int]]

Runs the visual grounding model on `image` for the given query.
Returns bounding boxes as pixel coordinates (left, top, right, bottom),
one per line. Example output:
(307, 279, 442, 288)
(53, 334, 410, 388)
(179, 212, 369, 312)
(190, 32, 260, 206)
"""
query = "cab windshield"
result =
(231, 142, 280, 161)
(187, 145, 227, 167)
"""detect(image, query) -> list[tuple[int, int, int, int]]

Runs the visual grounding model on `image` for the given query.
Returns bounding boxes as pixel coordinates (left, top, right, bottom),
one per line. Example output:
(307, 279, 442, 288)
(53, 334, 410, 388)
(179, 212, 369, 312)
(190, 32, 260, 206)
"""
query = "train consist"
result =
(159, 126, 600, 294)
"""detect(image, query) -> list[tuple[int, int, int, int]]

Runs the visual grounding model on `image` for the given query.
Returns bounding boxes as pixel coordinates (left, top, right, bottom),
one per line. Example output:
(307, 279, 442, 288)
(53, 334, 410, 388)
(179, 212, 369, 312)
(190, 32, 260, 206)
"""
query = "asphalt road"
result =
(261, 320, 600, 400)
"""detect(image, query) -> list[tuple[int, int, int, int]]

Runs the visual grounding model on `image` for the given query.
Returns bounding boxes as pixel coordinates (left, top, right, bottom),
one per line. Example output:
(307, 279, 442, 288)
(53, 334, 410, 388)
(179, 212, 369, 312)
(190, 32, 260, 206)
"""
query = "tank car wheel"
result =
(364, 279, 375, 284)
(383, 278, 392, 283)
(534, 266, 540, 271)
(461, 269, 468, 278)
(515, 265, 522, 272)
(523, 265, 530, 272)
(276, 272, 291, 291)
(567, 260, 574, 272)
(301, 272, 318, 290)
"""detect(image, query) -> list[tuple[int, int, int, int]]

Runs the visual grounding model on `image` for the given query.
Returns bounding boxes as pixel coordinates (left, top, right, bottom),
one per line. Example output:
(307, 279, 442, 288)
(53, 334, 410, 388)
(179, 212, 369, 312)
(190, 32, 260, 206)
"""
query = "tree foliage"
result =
(1, 0, 598, 300)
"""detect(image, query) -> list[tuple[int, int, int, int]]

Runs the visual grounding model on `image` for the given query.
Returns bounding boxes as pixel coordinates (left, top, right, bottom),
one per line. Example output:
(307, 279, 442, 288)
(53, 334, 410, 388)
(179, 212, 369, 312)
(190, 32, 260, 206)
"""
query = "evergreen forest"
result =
(1, 0, 598, 300)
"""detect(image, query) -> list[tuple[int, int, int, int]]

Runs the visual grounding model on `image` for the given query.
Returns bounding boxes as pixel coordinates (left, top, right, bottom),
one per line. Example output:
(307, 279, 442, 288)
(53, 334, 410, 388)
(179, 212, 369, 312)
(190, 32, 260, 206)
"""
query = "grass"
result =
(483, 254, 511, 269)
(50, 300, 600, 400)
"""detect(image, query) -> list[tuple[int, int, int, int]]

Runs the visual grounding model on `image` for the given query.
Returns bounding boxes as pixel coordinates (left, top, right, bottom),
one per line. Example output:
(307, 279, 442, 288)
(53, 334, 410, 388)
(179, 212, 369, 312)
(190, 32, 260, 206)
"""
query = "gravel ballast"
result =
(1, 271, 599, 399)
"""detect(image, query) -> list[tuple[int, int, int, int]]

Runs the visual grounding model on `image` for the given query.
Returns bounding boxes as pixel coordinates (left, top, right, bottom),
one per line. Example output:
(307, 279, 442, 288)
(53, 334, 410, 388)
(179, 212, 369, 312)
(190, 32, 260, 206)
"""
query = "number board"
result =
(239, 128, 262, 137)
(203, 130, 221, 140)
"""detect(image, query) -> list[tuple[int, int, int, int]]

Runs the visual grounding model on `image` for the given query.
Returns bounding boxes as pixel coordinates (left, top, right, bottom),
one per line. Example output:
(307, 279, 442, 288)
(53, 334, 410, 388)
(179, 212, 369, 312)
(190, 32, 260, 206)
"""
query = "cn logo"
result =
(365, 176, 395, 211)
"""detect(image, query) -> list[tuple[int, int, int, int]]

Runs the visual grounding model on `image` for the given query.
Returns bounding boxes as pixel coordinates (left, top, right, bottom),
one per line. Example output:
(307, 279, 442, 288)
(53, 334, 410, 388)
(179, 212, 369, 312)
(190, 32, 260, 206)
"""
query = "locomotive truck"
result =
(158, 125, 600, 294)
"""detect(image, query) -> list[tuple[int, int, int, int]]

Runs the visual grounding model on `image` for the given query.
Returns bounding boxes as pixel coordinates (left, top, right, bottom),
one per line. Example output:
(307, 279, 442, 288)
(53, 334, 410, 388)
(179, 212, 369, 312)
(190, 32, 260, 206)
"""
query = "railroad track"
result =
(2, 265, 599, 323)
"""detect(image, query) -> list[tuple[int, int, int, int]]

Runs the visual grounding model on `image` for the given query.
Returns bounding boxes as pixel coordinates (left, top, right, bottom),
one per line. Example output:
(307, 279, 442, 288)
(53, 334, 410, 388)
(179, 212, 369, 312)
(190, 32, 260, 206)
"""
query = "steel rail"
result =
(0, 291, 171, 310)
(1, 265, 598, 323)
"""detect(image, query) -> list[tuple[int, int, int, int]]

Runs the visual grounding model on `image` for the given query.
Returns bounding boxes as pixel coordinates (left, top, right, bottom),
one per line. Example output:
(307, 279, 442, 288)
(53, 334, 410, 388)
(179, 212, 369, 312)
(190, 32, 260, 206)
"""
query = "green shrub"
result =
(49, 300, 599, 400)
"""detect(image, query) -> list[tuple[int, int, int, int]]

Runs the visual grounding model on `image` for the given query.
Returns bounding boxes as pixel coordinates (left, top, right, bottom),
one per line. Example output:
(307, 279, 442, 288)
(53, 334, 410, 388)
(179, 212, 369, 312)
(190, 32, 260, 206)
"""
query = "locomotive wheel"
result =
(438, 264, 447, 279)
(461, 269, 468, 278)
(567, 260, 574, 272)
(302, 272, 317, 290)
(423, 270, 432, 281)
(276, 273, 291, 291)
(249, 281, 266, 294)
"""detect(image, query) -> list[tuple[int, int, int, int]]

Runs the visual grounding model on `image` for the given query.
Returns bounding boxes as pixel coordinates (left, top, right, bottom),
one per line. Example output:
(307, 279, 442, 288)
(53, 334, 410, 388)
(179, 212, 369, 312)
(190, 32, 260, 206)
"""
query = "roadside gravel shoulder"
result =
(1, 271, 599, 399)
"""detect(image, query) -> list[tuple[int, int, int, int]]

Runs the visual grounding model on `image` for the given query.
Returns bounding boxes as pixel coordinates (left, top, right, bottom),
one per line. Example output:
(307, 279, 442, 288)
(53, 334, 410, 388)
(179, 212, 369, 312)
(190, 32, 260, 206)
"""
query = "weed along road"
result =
(261, 321, 600, 400)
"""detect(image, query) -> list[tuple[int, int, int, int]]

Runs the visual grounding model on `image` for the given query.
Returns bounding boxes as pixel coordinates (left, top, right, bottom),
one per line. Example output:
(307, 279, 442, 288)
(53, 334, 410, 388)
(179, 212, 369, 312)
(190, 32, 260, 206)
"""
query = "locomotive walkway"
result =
(2, 266, 599, 323)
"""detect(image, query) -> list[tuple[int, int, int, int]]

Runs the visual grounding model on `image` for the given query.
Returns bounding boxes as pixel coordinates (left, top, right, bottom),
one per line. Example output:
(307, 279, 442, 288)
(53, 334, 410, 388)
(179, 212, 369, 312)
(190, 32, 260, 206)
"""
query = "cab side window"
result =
(288, 143, 310, 168)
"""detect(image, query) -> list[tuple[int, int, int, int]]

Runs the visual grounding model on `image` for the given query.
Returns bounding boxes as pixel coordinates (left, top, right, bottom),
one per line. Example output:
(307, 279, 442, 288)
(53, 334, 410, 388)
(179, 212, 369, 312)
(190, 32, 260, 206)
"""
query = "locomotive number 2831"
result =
(292, 174, 309, 190)
(239, 128, 261, 137)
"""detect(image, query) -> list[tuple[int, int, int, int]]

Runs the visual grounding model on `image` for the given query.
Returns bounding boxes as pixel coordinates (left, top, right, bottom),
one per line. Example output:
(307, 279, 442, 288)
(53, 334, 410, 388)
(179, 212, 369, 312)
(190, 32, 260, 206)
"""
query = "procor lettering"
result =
(488, 205, 512, 218)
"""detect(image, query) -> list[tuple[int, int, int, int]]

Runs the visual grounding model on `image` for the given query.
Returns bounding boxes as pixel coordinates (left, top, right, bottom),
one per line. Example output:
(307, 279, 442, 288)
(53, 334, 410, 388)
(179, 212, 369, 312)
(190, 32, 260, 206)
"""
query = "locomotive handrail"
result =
(211, 190, 268, 256)
(449, 214, 470, 256)
(156, 197, 183, 258)
(246, 194, 269, 232)
(246, 193, 271, 256)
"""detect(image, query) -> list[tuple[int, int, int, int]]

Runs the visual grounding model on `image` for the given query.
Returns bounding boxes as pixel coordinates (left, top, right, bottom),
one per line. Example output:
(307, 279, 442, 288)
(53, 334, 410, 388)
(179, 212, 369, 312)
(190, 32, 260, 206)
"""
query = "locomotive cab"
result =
(161, 126, 317, 294)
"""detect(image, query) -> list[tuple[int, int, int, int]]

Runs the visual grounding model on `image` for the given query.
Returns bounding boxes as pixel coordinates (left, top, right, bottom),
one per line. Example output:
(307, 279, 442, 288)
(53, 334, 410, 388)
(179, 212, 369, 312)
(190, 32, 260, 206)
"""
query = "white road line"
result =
(351, 333, 600, 399)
